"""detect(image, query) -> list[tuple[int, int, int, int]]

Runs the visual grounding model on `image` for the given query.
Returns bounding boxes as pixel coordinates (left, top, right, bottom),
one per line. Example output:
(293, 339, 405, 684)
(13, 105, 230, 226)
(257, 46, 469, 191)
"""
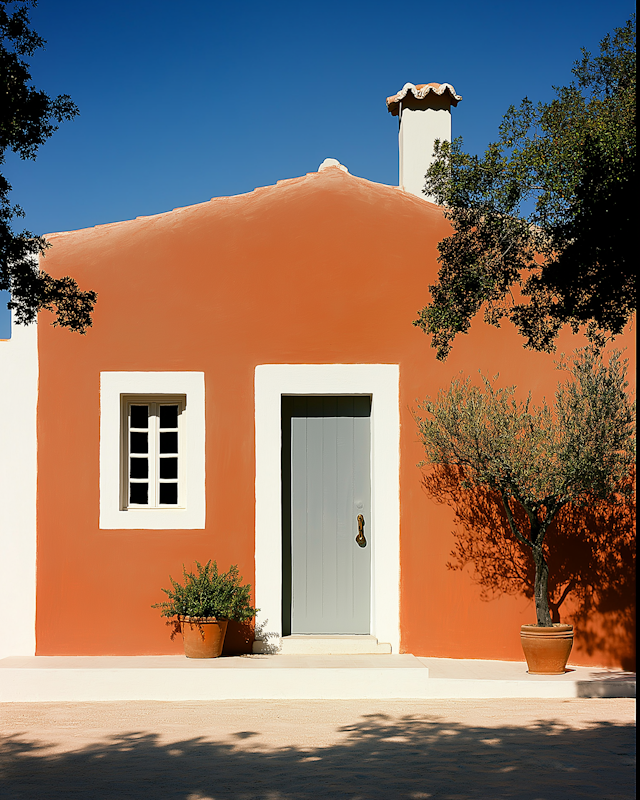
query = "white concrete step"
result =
(0, 655, 634, 702)
(257, 635, 392, 655)
(2, 654, 425, 701)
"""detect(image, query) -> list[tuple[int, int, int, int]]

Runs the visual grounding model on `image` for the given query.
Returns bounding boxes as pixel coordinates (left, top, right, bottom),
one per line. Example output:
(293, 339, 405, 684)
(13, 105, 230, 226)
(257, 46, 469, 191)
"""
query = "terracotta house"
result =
(0, 84, 634, 667)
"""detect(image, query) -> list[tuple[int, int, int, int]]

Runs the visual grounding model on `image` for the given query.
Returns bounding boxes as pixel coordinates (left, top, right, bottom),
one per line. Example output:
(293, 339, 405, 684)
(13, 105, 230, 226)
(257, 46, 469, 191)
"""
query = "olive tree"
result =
(415, 347, 635, 626)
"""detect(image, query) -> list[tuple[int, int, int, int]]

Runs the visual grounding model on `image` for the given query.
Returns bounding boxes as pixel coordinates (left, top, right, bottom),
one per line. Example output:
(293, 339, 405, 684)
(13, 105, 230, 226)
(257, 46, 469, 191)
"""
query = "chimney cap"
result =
(386, 82, 462, 116)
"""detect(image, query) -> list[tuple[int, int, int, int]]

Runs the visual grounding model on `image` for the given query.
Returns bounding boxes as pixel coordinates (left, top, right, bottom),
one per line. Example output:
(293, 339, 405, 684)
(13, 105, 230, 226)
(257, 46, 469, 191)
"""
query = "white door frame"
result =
(254, 364, 400, 652)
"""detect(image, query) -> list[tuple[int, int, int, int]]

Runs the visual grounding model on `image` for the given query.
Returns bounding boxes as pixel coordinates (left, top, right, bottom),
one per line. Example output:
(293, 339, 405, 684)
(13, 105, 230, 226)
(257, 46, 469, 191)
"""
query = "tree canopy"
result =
(415, 347, 635, 626)
(1, 0, 95, 332)
(415, 16, 636, 360)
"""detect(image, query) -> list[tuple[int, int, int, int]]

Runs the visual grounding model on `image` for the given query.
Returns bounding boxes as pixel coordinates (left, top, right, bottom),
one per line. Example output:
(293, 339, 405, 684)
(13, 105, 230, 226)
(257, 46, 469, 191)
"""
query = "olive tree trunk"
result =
(532, 544, 553, 627)
(501, 493, 554, 626)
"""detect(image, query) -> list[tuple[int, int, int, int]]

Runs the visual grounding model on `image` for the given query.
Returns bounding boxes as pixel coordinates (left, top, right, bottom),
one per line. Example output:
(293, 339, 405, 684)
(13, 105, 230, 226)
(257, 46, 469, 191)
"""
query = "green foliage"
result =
(416, 16, 635, 360)
(152, 560, 258, 622)
(1, 0, 96, 332)
(415, 347, 635, 625)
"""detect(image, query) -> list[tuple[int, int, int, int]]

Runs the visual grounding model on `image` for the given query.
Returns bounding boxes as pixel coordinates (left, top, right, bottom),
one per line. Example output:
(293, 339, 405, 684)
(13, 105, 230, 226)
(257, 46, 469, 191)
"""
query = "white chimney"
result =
(386, 82, 461, 201)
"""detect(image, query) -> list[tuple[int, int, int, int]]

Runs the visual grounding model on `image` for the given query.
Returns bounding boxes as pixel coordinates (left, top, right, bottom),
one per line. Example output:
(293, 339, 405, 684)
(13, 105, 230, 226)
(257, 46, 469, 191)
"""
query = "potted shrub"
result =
(415, 347, 635, 674)
(153, 560, 258, 658)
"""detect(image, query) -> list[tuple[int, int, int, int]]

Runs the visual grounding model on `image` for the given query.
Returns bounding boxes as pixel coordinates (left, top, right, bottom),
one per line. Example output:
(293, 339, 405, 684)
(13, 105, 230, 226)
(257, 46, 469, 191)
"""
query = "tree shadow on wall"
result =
(421, 466, 636, 670)
(1, 712, 635, 799)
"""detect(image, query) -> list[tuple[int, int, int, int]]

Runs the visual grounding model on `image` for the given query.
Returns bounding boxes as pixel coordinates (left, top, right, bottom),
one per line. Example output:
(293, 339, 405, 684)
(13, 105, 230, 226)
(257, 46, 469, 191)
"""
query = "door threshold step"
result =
(254, 635, 392, 655)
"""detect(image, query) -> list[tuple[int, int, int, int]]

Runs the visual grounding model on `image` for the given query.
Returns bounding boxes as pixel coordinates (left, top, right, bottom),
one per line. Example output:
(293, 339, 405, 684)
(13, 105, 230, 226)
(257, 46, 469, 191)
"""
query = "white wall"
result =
(0, 312, 38, 658)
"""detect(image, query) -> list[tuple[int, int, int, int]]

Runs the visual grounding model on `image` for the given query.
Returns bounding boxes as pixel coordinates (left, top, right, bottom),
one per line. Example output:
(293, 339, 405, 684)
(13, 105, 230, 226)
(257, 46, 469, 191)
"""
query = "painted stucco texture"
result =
(36, 166, 635, 666)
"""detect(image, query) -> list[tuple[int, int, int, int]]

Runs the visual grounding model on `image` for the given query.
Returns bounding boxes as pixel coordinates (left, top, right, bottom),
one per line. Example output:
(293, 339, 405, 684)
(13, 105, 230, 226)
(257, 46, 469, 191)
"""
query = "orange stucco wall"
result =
(36, 167, 635, 666)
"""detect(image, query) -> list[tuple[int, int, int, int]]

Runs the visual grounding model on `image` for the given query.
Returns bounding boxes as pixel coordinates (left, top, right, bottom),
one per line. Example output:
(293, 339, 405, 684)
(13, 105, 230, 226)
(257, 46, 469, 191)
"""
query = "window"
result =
(122, 396, 185, 509)
(100, 372, 205, 529)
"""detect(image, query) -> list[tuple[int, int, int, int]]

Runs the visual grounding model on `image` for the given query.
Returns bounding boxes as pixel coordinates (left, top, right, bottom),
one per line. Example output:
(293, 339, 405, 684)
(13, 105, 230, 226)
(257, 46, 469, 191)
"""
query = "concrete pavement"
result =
(1, 698, 635, 798)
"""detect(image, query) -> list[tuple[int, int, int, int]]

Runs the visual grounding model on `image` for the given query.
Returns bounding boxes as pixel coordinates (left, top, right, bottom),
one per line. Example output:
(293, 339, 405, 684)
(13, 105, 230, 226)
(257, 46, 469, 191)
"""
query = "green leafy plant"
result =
(415, 347, 635, 626)
(153, 560, 258, 622)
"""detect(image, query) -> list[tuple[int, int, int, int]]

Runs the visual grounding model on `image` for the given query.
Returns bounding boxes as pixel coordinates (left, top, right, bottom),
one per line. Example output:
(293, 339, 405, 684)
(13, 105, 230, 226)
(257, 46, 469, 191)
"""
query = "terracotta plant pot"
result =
(520, 624, 573, 675)
(180, 617, 228, 658)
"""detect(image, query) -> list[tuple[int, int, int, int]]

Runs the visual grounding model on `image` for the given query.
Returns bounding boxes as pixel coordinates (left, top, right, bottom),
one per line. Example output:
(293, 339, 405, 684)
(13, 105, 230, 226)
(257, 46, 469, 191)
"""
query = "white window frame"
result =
(100, 372, 205, 529)
(122, 395, 185, 510)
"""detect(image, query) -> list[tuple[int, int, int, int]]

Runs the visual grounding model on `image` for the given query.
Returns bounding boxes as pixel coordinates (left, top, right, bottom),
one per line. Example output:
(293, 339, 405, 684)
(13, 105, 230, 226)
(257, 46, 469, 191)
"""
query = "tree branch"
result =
(500, 491, 532, 549)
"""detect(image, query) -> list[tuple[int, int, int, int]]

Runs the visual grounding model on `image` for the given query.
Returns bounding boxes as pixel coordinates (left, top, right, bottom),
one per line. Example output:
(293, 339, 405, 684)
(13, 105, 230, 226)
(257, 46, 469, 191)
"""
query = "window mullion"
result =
(150, 402, 159, 508)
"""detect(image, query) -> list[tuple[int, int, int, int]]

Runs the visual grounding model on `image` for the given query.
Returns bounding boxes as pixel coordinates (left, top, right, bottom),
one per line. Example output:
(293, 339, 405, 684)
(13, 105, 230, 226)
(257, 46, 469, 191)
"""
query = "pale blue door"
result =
(281, 396, 371, 634)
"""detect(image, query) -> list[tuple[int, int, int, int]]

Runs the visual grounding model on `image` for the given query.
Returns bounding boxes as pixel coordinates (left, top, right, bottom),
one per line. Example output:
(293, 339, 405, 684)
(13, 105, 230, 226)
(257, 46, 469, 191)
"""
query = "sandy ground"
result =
(0, 698, 635, 799)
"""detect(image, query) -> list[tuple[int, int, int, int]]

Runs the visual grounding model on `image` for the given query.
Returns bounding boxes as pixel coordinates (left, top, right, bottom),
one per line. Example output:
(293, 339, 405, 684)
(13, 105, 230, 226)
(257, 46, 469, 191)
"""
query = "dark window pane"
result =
(160, 457, 178, 479)
(160, 405, 179, 429)
(159, 431, 178, 454)
(159, 483, 178, 504)
(129, 482, 148, 504)
(130, 431, 148, 453)
(130, 458, 148, 479)
(130, 405, 148, 429)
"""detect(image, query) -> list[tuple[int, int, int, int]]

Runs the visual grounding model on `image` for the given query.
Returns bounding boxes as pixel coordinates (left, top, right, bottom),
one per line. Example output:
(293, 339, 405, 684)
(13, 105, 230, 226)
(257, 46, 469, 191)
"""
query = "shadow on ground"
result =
(1, 712, 635, 799)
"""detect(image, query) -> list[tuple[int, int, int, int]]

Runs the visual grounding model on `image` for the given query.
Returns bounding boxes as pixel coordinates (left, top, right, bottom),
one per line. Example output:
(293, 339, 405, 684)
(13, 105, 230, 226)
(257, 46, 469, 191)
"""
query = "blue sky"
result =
(3, 0, 634, 241)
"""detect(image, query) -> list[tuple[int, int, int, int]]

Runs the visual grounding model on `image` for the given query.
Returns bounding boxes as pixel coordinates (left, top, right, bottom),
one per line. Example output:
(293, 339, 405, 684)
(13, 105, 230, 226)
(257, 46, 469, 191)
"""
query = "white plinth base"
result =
(0, 655, 635, 702)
